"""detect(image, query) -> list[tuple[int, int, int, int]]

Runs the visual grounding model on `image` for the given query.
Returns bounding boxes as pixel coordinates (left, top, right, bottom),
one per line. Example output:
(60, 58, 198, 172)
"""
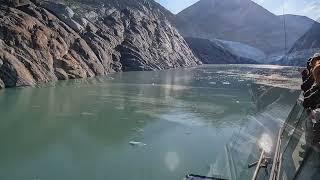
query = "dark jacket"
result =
(301, 75, 315, 93)
(303, 87, 320, 109)
(307, 58, 312, 71)
(301, 69, 309, 82)
(304, 84, 319, 97)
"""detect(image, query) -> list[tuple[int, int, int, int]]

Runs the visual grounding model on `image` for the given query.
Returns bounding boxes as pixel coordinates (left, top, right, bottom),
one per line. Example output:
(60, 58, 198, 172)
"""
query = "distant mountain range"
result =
(174, 0, 317, 57)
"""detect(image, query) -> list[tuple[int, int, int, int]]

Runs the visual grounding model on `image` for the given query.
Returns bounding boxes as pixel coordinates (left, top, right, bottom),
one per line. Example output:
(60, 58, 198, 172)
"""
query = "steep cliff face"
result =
(273, 22, 320, 66)
(0, 0, 200, 88)
(290, 22, 320, 52)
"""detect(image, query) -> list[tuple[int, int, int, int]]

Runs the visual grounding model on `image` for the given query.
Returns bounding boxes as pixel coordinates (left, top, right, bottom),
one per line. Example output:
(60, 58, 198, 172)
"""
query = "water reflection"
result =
(165, 151, 180, 172)
(258, 134, 273, 153)
(0, 65, 300, 180)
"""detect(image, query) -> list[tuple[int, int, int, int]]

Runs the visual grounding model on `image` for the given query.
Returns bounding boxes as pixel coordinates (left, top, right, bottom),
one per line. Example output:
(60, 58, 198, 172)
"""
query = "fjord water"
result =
(0, 65, 300, 180)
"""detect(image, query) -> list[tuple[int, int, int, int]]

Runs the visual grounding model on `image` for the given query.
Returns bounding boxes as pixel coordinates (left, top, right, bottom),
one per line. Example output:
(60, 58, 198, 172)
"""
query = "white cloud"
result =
(300, 1, 320, 20)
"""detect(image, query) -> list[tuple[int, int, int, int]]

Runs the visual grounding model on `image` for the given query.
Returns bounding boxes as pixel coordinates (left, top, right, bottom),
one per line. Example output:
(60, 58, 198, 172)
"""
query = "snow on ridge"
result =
(215, 39, 266, 62)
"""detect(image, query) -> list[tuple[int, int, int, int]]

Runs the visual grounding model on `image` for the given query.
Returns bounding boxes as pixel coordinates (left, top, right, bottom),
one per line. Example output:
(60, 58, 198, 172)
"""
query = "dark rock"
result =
(42, 2, 74, 19)
(54, 68, 68, 80)
(0, 79, 4, 88)
(0, 58, 3, 88)
(42, 2, 84, 32)
(1, 0, 31, 7)
(0, 48, 36, 87)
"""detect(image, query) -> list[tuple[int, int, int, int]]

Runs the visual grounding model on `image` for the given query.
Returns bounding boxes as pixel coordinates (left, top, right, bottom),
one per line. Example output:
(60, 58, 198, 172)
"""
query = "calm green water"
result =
(0, 65, 300, 180)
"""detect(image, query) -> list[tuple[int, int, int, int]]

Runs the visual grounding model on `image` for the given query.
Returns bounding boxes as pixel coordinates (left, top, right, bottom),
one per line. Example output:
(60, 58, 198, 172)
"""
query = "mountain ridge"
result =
(273, 21, 320, 66)
(175, 0, 316, 56)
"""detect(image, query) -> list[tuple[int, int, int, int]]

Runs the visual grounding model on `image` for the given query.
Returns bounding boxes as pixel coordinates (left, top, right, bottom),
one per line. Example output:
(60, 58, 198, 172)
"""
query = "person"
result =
(302, 54, 320, 94)
(310, 53, 320, 68)
(313, 64, 320, 84)
(303, 64, 320, 109)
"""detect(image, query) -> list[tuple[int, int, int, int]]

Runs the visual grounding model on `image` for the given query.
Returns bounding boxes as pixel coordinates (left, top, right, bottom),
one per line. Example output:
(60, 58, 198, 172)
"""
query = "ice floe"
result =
(129, 141, 147, 147)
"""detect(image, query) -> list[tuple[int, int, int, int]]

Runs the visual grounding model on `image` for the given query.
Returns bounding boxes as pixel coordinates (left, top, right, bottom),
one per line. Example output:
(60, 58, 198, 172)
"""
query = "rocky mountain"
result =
(0, 0, 201, 89)
(279, 14, 316, 35)
(175, 0, 316, 55)
(290, 22, 320, 52)
(185, 37, 257, 64)
(273, 21, 320, 66)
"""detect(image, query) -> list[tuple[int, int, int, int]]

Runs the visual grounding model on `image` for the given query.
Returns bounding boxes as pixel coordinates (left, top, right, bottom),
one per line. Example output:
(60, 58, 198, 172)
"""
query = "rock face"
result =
(185, 37, 257, 64)
(274, 22, 320, 66)
(0, 0, 200, 88)
(290, 22, 320, 52)
(175, 0, 316, 55)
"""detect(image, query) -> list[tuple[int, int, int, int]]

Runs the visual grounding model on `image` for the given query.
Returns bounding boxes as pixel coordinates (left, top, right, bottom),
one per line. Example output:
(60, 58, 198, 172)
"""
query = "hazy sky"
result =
(156, 0, 320, 21)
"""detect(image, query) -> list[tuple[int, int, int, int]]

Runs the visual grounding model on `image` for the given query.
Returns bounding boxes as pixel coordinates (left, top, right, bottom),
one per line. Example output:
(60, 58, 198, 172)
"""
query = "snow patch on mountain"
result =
(215, 39, 266, 62)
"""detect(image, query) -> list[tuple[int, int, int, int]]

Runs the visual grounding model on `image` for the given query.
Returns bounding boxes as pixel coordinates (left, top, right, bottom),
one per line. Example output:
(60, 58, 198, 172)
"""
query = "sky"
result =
(155, 0, 320, 21)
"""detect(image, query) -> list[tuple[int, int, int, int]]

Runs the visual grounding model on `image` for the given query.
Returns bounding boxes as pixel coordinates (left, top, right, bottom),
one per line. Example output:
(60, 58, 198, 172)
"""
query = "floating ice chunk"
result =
(209, 82, 217, 85)
(238, 79, 245, 82)
(115, 106, 125, 110)
(81, 112, 94, 116)
(222, 81, 231, 85)
(152, 83, 155, 86)
(236, 101, 240, 104)
(137, 129, 145, 133)
(129, 141, 147, 146)
(132, 128, 144, 133)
